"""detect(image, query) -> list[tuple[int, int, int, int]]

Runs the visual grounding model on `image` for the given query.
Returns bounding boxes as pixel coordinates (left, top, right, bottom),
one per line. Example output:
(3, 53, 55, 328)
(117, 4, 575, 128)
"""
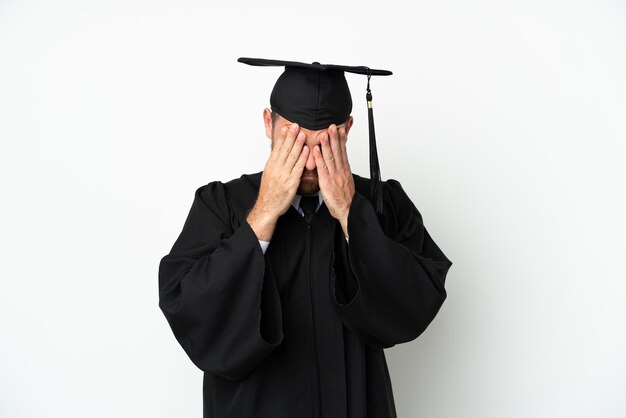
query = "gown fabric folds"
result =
(158, 171, 452, 418)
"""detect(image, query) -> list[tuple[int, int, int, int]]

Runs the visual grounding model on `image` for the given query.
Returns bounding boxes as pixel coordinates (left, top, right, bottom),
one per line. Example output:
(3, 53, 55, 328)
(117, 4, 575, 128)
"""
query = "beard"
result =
(297, 169, 319, 196)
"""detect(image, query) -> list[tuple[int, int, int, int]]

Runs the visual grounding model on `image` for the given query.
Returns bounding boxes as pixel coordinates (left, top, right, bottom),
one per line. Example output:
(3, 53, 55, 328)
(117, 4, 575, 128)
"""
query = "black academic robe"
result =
(158, 172, 452, 418)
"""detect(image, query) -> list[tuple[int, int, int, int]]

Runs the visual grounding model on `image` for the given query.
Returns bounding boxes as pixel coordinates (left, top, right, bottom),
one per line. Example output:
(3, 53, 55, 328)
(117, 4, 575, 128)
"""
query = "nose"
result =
(304, 133, 321, 170)
(305, 149, 316, 170)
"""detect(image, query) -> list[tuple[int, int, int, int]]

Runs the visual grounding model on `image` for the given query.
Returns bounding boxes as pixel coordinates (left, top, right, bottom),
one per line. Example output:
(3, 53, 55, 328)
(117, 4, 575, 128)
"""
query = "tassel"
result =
(366, 71, 384, 214)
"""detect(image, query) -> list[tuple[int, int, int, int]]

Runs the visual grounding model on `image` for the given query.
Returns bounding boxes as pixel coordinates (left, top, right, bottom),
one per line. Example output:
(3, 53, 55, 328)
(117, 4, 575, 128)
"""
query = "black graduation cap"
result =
(238, 57, 392, 214)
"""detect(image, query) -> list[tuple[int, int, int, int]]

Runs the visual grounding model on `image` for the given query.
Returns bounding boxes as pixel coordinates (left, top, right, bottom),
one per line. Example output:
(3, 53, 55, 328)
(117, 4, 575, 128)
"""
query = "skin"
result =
(246, 108, 355, 241)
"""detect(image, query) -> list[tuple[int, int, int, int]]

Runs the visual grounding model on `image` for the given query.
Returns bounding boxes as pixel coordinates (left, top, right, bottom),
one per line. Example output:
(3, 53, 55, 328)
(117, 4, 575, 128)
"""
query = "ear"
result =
(263, 108, 273, 140)
(345, 116, 354, 136)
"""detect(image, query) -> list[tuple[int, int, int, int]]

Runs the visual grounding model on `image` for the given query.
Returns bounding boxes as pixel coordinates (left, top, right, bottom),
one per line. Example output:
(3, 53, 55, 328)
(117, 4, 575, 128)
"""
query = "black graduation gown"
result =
(158, 172, 452, 418)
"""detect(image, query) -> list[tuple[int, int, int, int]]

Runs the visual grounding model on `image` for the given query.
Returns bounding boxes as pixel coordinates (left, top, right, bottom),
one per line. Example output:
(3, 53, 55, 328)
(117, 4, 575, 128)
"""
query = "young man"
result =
(158, 58, 453, 418)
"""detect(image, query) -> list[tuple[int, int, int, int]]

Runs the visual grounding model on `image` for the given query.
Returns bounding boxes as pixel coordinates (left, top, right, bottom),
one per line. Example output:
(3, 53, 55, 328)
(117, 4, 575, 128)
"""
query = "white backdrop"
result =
(1, 0, 625, 417)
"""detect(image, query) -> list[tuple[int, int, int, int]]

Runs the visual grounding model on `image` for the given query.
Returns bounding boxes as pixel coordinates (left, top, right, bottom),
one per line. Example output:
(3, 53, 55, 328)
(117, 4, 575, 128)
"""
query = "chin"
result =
(297, 179, 320, 196)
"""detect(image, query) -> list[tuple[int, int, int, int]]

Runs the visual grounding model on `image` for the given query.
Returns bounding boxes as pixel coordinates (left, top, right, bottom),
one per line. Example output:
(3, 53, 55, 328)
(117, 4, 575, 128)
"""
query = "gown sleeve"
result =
(158, 182, 284, 381)
(330, 179, 452, 349)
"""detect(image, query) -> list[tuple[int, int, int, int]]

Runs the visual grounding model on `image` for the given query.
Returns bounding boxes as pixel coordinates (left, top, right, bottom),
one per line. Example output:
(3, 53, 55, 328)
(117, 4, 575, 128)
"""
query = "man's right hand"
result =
(247, 123, 309, 241)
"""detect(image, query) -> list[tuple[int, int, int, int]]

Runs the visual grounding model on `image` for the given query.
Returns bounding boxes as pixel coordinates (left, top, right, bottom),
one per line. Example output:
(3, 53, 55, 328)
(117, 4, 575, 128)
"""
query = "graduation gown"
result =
(158, 172, 452, 418)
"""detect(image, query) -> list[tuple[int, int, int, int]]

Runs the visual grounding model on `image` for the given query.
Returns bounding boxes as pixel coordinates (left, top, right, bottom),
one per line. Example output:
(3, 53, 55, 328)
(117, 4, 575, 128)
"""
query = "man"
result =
(158, 58, 452, 418)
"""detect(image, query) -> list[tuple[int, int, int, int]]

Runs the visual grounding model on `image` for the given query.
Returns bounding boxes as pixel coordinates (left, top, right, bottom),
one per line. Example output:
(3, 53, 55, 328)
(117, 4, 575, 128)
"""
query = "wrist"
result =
(339, 213, 349, 238)
(247, 204, 278, 241)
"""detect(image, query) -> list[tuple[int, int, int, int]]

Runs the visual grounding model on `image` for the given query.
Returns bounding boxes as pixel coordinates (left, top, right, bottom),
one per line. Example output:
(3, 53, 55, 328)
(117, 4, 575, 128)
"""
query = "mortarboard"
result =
(238, 57, 392, 214)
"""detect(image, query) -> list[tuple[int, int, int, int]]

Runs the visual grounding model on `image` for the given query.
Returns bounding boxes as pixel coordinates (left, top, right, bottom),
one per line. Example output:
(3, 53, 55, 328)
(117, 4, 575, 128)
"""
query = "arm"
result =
(159, 123, 309, 380)
(158, 183, 283, 381)
(330, 180, 452, 349)
(312, 124, 451, 349)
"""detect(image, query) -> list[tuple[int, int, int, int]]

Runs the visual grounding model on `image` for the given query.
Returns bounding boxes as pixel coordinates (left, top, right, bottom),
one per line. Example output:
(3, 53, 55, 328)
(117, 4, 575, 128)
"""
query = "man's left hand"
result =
(313, 124, 355, 237)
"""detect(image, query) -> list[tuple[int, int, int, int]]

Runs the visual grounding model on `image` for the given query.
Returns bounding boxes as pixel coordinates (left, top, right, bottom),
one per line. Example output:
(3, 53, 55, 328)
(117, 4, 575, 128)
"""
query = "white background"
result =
(1, 0, 625, 417)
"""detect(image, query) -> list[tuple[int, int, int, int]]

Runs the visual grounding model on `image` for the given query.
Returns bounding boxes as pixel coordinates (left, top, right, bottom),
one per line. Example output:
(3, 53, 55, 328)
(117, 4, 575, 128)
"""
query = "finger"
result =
(277, 123, 300, 164)
(329, 124, 343, 169)
(339, 126, 350, 167)
(286, 131, 306, 169)
(313, 145, 329, 178)
(320, 132, 336, 174)
(291, 145, 309, 177)
(269, 126, 288, 161)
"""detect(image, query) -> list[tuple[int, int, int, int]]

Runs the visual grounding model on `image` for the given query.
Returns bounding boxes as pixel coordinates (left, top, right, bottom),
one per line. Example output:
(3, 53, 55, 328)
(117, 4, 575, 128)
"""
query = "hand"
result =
(313, 124, 355, 236)
(247, 123, 309, 241)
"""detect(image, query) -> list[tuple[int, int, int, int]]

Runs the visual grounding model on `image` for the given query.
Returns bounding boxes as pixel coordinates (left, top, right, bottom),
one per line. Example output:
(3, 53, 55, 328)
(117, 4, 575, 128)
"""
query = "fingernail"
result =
(281, 126, 287, 134)
(291, 123, 299, 132)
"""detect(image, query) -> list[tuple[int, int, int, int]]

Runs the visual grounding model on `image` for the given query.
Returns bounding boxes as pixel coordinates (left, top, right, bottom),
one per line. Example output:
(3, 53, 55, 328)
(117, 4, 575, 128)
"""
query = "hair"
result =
(270, 109, 279, 138)
(271, 109, 279, 125)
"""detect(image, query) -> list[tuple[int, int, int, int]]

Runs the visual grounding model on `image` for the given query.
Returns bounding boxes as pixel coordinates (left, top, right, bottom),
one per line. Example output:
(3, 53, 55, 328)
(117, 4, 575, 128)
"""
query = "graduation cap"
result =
(238, 57, 392, 214)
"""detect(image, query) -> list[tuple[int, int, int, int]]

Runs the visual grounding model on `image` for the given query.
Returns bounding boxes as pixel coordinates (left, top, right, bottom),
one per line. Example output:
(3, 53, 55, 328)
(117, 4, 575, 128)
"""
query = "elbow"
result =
(200, 362, 252, 382)
(405, 287, 447, 342)
(192, 333, 284, 382)
(158, 290, 182, 318)
(386, 285, 447, 346)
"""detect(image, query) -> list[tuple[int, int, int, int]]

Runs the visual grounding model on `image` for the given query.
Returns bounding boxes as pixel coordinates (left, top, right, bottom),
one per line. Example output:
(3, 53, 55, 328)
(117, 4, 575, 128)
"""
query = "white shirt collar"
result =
(291, 192, 324, 214)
